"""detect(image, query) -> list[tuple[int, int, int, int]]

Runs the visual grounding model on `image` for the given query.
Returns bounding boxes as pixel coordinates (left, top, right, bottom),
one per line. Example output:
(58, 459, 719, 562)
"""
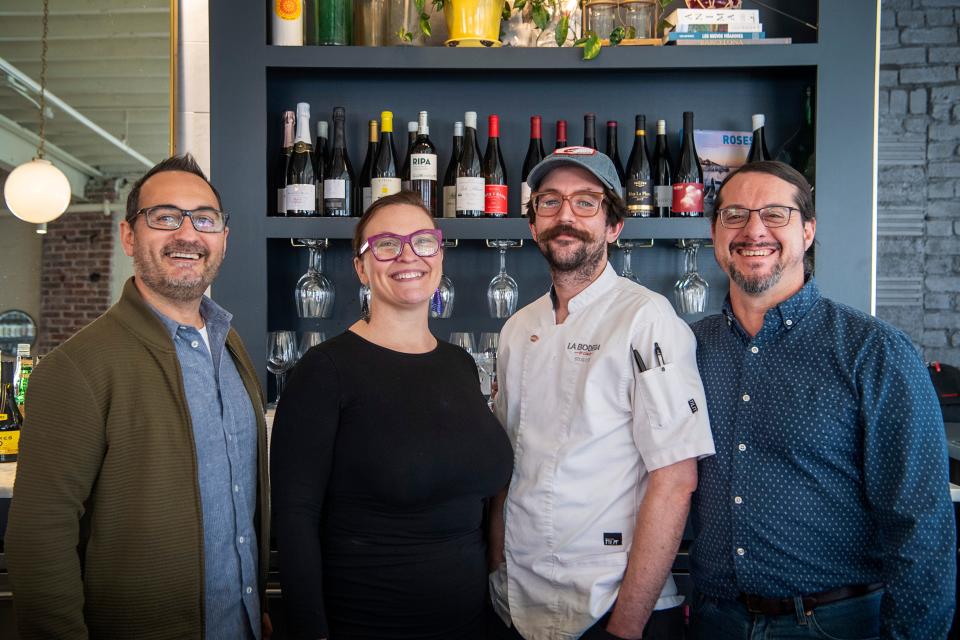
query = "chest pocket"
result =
(634, 363, 693, 431)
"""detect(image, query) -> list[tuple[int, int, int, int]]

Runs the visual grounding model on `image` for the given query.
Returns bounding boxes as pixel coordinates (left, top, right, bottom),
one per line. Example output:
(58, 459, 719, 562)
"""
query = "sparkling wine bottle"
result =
(285, 102, 317, 216)
(276, 110, 295, 215)
(323, 106, 354, 217)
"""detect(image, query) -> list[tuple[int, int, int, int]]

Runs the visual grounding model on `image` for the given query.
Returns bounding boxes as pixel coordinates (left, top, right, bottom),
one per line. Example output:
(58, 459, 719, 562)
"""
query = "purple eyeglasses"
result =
(358, 228, 444, 262)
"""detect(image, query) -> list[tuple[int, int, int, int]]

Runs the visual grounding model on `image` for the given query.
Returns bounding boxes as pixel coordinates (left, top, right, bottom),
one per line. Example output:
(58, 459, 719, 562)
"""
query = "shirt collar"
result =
(550, 261, 619, 315)
(721, 278, 822, 338)
(149, 295, 233, 341)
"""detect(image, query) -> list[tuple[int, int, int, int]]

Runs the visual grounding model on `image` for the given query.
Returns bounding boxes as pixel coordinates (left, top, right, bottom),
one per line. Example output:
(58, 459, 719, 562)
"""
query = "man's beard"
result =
(134, 239, 222, 302)
(536, 224, 606, 279)
(726, 241, 784, 295)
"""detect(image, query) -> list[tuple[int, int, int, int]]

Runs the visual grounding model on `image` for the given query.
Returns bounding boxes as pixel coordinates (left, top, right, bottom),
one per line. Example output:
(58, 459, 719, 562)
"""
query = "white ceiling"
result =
(0, 0, 170, 190)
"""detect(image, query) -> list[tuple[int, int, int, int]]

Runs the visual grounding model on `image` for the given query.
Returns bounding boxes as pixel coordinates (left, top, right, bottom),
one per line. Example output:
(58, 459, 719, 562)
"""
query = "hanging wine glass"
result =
(430, 273, 455, 319)
(477, 332, 499, 402)
(618, 240, 641, 284)
(295, 239, 335, 319)
(298, 330, 326, 359)
(674, 240, 709, 315)
(266, 330, 297, 406)
(487, 240, 519, 319)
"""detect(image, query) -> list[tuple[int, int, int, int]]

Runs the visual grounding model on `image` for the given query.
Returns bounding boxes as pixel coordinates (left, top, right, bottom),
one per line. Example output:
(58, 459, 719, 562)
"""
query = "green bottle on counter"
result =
(0, 366, 22, 462)
(310, 0, 352, 45)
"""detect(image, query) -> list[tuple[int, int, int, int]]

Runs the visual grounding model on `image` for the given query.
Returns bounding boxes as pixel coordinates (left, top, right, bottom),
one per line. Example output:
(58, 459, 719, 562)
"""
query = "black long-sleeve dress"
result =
(271, 331, 514, 640)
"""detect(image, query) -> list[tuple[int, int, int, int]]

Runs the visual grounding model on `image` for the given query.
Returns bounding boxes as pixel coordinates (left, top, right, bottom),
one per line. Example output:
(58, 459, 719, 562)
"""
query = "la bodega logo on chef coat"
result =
(567, 341, 601, 363)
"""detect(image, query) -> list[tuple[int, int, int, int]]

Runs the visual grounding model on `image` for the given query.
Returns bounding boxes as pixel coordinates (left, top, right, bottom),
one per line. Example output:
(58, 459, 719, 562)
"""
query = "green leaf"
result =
(625, 25, 636, 40)
(573, 35, 589, 46)
(420, 13, 432, 37)
(582, 32, 601, 59)
(532, 2, 550, 30)
(609, 25, 625, 45)
(397, 28, 413, 42)
(513, 0, 526, 10)
(432, 0, 445, 12)
(555, 14, 569, 46)
(415, 0, 425, 12)
(502, 0, 512, 20)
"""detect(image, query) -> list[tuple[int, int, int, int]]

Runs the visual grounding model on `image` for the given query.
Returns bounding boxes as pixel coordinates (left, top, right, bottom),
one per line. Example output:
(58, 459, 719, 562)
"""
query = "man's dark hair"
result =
(526, 184, 626, 229)
(713, 160, 815, 224)
(352, 190, 435, 257)
(125, 154, 223, 225)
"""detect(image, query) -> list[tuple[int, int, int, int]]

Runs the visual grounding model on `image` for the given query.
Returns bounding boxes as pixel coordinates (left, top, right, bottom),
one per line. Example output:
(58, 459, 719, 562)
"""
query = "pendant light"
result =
(3, 0, 71, 226)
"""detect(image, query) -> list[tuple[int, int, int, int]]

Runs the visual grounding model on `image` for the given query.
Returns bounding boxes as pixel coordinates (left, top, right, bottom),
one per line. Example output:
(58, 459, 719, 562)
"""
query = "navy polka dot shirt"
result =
(690, 279, 956, 637)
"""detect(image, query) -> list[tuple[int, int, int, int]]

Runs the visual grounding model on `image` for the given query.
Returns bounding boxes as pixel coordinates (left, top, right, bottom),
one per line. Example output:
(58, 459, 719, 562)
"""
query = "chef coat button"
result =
(530, 335, 539, 342)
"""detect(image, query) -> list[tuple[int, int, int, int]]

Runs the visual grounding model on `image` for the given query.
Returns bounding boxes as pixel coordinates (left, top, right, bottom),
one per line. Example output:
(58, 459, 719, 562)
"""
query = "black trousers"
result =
(489, 606, 684, 640)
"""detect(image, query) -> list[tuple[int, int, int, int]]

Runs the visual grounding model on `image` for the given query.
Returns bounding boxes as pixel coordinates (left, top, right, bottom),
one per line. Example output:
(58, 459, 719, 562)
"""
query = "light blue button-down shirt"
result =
(153, 297, 260, 640)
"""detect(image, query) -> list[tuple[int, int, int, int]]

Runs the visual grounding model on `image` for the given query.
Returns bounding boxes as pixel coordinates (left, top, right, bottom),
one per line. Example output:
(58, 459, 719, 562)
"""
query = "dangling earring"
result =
(360, 283, 371, 322)
(431, 287, 444, 317)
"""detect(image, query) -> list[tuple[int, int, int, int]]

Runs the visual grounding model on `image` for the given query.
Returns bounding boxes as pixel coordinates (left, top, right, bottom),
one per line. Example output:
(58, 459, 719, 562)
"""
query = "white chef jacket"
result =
(491, 263, 715, 640)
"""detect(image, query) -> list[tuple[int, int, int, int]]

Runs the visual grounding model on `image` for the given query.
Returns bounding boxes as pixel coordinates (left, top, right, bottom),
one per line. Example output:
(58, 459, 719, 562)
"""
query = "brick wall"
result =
(877, 0, 960, 363)
(35, 212, 115, 355)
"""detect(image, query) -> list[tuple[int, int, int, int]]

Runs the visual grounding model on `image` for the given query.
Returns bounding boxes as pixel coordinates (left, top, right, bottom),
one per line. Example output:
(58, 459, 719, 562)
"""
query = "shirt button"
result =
(734, 496, 743, 504)
(234, 484, 240, 492)
(750, 346, 759, 354)
(736, 547, 745, 556)
(246, 586, 253, 594)
(785, 319, 793, 326)
(238, 536, 245, 544)
(191, 340, 200, 348)
(742, 393, 750, 402)
(738, 443, 747, 452)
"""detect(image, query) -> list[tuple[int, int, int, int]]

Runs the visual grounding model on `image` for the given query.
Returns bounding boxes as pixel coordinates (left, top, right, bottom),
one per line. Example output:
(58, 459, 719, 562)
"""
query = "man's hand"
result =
(488, 487, 508, 572)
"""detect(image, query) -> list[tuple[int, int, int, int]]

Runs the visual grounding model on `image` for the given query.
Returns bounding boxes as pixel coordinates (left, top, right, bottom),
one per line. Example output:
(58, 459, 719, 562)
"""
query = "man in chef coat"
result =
(489, 147, 715, 640)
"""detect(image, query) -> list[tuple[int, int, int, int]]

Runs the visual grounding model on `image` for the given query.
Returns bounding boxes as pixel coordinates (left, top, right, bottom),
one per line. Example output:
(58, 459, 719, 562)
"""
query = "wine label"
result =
(443, 185, 457, 218)
(520, 182, 532, 216)
(626, 179, 654, 215)
(410, 154, 438, 181)
(671, 182, 704, 215)
(277, 188, 286, 214)
(0, 430, 19, 455)
(485, 184, 509, 217)
(654, 185, 672, 208)
(275, 0, 301, 20)
(362, 187, 373, 213)
(285, 183, 316, 212)
(323, 178, 346, 198)
(371, 177, 401, 201)
(456, 177, 485, 212)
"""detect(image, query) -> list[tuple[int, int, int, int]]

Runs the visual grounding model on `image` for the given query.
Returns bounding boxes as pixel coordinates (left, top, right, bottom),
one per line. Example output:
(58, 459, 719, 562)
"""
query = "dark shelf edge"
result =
(264, 216, 711, 240)
(264, 42, 819, 71)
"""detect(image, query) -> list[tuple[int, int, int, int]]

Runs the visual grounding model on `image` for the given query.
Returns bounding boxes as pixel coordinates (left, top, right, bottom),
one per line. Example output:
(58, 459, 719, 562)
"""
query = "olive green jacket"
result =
(5, 278, 270, 639)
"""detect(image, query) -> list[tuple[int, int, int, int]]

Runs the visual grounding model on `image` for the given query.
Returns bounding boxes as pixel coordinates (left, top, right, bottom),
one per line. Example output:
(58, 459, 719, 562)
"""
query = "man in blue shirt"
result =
(689, 160, 956, 639)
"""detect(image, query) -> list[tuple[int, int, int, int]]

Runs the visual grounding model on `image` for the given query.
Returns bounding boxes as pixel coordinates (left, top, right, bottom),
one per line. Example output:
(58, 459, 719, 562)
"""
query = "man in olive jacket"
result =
(6, 154, 271, 639)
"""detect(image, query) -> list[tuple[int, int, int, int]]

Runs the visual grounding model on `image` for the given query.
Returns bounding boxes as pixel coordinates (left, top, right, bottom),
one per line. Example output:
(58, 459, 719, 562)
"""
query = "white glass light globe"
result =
(3, 158, 71, 224)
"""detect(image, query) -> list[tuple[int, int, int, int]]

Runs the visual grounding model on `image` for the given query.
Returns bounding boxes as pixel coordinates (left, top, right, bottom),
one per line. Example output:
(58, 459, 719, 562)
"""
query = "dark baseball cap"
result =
(526, 146, 622, 193)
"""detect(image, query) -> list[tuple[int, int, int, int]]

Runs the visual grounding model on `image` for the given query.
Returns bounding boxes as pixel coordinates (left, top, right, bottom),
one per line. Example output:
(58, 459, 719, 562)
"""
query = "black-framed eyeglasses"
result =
(717, 206, 798, 229)
(135, 205, 229, 233)
(530, 190, 605, 218)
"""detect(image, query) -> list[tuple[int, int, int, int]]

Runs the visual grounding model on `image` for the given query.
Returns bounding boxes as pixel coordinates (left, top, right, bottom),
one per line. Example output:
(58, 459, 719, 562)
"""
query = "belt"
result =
(737, 583, 884, 617)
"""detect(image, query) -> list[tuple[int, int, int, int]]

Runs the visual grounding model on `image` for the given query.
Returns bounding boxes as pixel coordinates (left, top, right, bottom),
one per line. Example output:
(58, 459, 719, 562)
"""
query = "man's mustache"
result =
(538, 224, 592, 243)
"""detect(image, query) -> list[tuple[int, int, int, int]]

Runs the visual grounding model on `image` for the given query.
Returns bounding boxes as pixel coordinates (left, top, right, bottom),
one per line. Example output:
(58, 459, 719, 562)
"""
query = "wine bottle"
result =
(285, 102, 317, 216)
(625, 115, 654, 217)
(0, 377, 21, 463)
(442, 121, 463, 218)
(483, 114, 508, 218)
(555, 119, 568, 150)
(652, 119, 672, 218)
(271, 0, 303, 45)
(400, 121, 419, 191)
(409, 111, 438, 216)
(671, 111, 704, 218)
(358, 119, 378, 214)
(748, 113, 770, 162)
(323, 106, 354, 217)
(583, 113, 598, 150)
(775, 86, 815, 187)
(276, 110, 295, 215)
(606, 120, 625, 193)
(371, 110, 401, 202)
(456, 111, 484, 218)
(13, 343, 32, 414)
(520, 115, 546, 216)
(313, 120, 327, 211)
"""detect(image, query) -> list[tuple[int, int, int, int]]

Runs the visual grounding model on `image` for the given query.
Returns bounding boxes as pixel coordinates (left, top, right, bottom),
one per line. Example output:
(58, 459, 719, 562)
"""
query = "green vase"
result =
(312, 0, 352, 45)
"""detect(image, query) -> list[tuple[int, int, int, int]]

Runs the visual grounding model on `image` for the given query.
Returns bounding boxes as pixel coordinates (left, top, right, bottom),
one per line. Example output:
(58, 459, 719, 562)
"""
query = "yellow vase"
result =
(444, 0, 503, 47)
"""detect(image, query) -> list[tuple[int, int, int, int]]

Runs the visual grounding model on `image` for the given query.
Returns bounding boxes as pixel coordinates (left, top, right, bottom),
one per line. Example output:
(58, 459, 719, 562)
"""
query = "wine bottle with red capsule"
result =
(483, 114, 508, 218)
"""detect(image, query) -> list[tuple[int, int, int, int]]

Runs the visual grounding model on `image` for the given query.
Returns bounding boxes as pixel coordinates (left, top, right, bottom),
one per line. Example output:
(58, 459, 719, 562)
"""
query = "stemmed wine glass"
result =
(295, 239, 335, 319)
(618, 240, 641, 284)
(298, 330, 326, 359)
(477, 332, 499, 402)
(449, 332, 476, 357)
(487, 240, 519, 319)
(267, 330, 297, 406)
(674, 240, 709, 315)
(430, 273, 455, 319)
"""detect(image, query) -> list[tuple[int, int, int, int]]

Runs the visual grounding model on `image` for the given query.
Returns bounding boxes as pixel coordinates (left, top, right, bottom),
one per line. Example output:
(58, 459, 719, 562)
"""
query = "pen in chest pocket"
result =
(654, 342, 665, 368)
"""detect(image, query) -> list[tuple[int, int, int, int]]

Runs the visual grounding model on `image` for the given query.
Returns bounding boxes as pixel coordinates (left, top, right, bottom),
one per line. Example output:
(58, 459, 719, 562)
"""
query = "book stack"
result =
(663, 8, 792, 46)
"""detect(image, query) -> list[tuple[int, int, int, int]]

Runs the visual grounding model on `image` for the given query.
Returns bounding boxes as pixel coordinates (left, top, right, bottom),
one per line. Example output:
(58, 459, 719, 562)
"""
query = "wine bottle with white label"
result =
(401, 121, 418, 191)
(285, 102, 317, 216)
(520, 116, 545, 216)
(371, 110, 400, 202)
(671, 111, 704, 218)
(359, 119, 378, 214)
(276, 110, 295, 215)
(323, 106, 354, 217)
(409, 111, 438, 216)
(442, 122, 463, 218)
(271, 0, 303, 45)
(625, 115, 654, 217)
(653, 119, 673, 218)
(456, 111, 484, 218)
(483, 114, 508, 218)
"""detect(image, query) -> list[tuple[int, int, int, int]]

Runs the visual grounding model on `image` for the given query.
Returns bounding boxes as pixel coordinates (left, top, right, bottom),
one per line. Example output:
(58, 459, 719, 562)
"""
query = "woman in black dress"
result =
(271, 191, 513, 640)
